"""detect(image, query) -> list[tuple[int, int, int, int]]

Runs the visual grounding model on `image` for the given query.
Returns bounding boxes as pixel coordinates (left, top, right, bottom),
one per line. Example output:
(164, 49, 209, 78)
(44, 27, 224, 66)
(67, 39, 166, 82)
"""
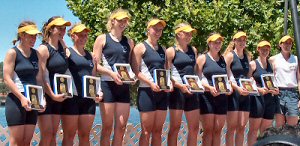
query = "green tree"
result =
(66, 0, 296, 104)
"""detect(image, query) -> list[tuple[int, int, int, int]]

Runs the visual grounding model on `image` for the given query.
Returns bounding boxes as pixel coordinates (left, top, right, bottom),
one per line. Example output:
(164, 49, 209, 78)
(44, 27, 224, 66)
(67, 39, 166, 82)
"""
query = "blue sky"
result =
(0, 0, 80, 62)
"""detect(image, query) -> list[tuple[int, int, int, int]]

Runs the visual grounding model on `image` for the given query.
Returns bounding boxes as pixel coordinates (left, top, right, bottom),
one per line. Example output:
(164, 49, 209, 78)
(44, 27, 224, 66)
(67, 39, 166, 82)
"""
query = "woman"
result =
(92, 8, 134, 146)
(166, 23, 199, 146)
(61, 23, 103, 146)
(270, 35, 300, 127)
(37, 16, 71, 146)
(224, 31, 251, 146)
(247, 41, 279, 146)
(3, 21, 42, 145)
(196, 33, 230, 146)
(131, 18, 169, 146)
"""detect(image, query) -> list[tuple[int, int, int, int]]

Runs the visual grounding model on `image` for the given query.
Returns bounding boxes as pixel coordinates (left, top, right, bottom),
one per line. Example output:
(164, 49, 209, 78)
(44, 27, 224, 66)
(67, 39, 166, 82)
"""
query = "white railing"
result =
(0, 122, 229, 146)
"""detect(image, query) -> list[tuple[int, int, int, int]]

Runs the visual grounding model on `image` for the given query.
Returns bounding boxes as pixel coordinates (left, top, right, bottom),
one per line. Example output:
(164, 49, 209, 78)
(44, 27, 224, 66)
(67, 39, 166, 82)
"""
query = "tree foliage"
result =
(66, 0, 297, 105)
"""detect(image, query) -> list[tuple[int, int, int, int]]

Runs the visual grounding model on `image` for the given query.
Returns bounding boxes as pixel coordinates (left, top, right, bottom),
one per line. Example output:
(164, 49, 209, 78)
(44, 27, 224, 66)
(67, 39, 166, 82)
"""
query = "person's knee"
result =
(101, 122, 113, 134)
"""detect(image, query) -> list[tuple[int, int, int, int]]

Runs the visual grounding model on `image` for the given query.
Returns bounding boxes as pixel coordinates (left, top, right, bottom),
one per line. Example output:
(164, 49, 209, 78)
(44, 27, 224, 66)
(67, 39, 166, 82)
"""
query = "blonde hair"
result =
(41, 16, 61, 43)
(106, 8, 131, 32)
(12, 21, 37, 45)
(223, 31, 252, 59)
(174, 22, 191, 50)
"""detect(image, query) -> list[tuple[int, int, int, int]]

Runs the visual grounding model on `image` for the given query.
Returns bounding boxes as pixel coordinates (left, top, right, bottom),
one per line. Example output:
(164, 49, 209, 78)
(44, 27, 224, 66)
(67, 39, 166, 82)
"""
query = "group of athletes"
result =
(3, 8, 300, 146)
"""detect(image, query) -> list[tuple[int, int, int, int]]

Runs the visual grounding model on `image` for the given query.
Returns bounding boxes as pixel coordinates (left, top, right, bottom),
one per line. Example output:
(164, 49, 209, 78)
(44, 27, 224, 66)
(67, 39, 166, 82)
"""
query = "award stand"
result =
(238, 78, 258, 95)
(113, 63, 136, 84)
(153, 69, 171, 91)
(24, 85, 45, 110)
(261, 74, 277, 90)
(83, 75, 101, 98)
(54, 74, 73, 98)
(183, 75, 204, 93)
(212, 74, 231, 94)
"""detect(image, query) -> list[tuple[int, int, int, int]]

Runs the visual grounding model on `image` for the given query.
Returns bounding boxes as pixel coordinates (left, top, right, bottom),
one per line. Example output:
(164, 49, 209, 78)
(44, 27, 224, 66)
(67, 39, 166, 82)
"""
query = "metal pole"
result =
(284, 0, 289, 35)
(290, 0, 300, 67)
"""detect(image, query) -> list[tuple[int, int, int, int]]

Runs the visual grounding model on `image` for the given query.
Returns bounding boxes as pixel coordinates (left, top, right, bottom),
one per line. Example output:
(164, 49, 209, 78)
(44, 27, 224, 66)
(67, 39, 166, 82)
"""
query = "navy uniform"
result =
(137, 41, 168, 112)
(5, 47, 39, 126)
(169, 46, 199, 111)
(62, 47, 96, 115)
(39, 42, 69, 115)
(199, 54, 228, 115)
(228, 51, 250, 112)
(250, 60, 278, 119)
(101, 34, 131, 103)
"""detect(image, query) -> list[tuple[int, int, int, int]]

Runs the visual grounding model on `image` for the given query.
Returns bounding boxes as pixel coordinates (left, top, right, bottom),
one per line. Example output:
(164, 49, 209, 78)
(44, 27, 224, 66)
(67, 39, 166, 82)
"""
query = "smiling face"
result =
(279, 39, 293, 53)
(50, 25, 66, 40)
(208, 38, 223, 53)
(112, 18, 129, 32)
(20, 33, 37, 48)
(148, 23, 164, 41)
(71, 30, 89, 47)
(258, 45, 270, 58)
(234, 36, 247, 50)
(177, 31, 193, 44)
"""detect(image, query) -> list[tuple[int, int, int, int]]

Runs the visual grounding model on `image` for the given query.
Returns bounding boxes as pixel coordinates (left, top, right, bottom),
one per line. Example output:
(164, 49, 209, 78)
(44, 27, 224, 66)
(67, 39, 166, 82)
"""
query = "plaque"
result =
(83, 75, 101, 98)
(238, 78, 258, 94)
(53, 73, 73, 98)
(183, 75, 204, 93)
(153, 69, 171, 90)
(24, 85, 45, 110)
(212, 74, 231, 94)
(261, 74, 277, 90)
(113, 63, 136, 83)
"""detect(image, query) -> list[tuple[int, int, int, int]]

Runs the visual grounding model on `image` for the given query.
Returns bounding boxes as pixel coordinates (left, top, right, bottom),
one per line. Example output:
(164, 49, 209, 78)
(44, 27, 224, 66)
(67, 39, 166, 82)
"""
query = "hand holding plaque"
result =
(24, 85, 45, 111)
(183, 75, 204, 93)
(83, 75, 101, 99)
(238, 78, 258, 95)
(153, 69, 171, 91)
(261, 74, 277, 90)
(212, 74, 231, 94)
(54, 74, 73, 98)
(113, 63, 136, 84)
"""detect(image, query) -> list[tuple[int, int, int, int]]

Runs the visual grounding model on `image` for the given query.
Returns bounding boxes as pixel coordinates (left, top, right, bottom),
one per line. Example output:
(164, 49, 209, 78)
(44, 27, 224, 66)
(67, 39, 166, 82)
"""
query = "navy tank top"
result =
(101, 34, 131, 81)
(231, 51, 249, 81)
(203, 54, 227, 86)
(139, 41, 166, 87)
(171, 46, 196, 84)
(252, 59, 273, 87)
(13, 47, 39, 87)
(45, 42, 68, 88)
(68, 47, 94, 96)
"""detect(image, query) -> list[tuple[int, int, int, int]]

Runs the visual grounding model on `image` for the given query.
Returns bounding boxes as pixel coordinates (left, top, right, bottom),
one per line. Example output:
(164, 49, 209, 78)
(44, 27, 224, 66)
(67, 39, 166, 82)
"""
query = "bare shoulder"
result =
(133, 43, 146, 53)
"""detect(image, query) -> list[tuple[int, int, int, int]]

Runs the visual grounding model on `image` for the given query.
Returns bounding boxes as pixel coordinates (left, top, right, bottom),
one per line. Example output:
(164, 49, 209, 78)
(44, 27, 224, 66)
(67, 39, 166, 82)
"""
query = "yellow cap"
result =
(111, 11, 130, 20)
(18, 25, 41, 35)
(233, 31, 247, 39)
(175, 25, 197, 34)
(46, 18, 71, 31)
(147, 19, 166, 29)
(207, 34, 224, 44)
(70, 24, 91, 34)
(279, 35, 294, 44)
(257, 41, 271, 48)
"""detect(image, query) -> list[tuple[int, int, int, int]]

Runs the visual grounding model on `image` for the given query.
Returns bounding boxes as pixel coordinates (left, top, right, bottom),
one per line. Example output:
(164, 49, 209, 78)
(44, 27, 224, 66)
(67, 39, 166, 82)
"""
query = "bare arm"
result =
(131, 43, 160, 92)
(3, 49, 31, 110)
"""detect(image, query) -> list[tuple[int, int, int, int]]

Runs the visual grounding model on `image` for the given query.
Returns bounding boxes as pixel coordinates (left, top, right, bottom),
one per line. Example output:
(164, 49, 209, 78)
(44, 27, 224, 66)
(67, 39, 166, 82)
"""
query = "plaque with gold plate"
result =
(261, 74, 277, 90)
(24, 85, 45, 110)
(238, 78, 258, 95)
(183, 75, 204, 93)
(153, 69, 171, 91)
(212, 74, 231, 94)
(113, 63, 137, 83)
(82, 75, 101, 98)
(53, 73, 73, 98)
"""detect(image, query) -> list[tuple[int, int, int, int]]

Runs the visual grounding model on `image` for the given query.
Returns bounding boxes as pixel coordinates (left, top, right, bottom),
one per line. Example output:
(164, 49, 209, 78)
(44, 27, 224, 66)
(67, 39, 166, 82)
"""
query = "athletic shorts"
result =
(277, 88, 299, 116)
(137, 87, 168, 112)
(262, 93, 277, 120)
(249, 95, 264, 118)
(38, 94, 63, 115)
(168, 88, 199, 111)
(199, 92, 228, 115)
(61, 95, 96, 115)
(5, 93, 38, 126)
(101, 81, 130, 103)
(228, 91, 250, 112)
